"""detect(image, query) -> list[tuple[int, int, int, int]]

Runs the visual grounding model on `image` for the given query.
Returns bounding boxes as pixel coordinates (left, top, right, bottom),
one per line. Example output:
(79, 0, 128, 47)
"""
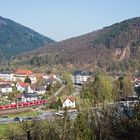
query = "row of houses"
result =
(0, 69, 60, 84)
(0, 70, 36, 83)
(0, 69, 61, 94)
(0, 69, 92, 87)
(0, 80, 57, 94)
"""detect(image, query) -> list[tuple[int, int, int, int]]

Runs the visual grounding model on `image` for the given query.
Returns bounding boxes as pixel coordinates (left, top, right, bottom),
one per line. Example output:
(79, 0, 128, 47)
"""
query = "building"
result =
(16, 93, 38, 102)
(16, 82, 29, 93)
(35, 86, 46, 95)
(0, 72, 14, 81)
(16, 82, 35, 93)
(0, 84, 12, 93)
(13, 70, 37, 84)
(73, 70, 89, 85)
(63, 96, 76, 108)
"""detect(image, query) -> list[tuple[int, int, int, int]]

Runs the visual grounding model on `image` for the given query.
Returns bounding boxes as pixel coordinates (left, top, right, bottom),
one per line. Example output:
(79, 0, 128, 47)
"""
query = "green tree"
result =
(74, 111, 92, 140)
(117, 76, 133, 99)
(82, 74, 113, 106)
(62, 71, 73, 94)
(24, 76, 31, 84)
(123, 76, 133, 98)
(56, 97, 62, 111)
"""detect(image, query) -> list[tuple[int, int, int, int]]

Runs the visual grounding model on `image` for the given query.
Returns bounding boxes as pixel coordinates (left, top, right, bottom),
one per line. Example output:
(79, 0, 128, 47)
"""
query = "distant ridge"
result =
(12, 17, 140, 71)
(0, 16, 55, 59)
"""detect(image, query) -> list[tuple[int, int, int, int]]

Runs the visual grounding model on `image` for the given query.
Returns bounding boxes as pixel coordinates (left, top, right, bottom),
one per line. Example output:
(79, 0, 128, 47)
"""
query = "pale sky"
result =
(0, 0, 140, 41)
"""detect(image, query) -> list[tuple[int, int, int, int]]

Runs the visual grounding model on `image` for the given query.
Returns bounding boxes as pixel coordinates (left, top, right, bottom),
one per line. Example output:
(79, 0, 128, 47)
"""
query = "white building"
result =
(16, 93, 38, 102)
(73, 71, 89, 85)
(13, 70, 37, 84)
(0, 84, 12, 93)
(0, 73, 14, 81)
(63, 96, 76, 108)
(16, 82, 34, 93)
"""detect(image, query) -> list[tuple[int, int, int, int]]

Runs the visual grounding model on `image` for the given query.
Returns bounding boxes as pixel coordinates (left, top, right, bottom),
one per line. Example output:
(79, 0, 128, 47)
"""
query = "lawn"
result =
(7, 110, 41, 118)
(0, 109, 42, 119)
(0, 123, 19, 139)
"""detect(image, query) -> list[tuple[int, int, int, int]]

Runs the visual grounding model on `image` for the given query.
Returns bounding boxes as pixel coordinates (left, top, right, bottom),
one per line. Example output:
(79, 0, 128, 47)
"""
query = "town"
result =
(0, 68, 139, 117)
(0, 69, 91, 115)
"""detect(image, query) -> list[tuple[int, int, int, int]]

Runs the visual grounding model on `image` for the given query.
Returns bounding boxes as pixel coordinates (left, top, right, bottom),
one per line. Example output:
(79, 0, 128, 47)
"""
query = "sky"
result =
(0, 0, 140, 41)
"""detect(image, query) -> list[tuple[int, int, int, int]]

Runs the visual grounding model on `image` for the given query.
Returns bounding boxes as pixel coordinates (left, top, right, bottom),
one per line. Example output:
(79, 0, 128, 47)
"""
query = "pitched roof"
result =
(18, 82, 29, 87)
(23, 93, 38, 98)
(73, 70, 88, 76)
(16, 70, 33, 75)
(0, 84, 11, 88)
(15, 95, 22, 98)
(66, 96, 76, 102)
(36, 86, 45, 91)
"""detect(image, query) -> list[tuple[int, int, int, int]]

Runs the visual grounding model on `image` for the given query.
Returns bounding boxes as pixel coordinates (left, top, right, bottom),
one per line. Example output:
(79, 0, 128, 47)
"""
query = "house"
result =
(0, 81, 14, 86)
(0, 84, 12, 93)
(63, 96, 76, 108)
(35, 86, 46, 95)
(22, 93, 38, 102)
(16, 82, 29, 93)
(0, 72, 14, 81)
(13, 70, 37, 84)
(16, 93, 38, 102)
(16, 82, 35, 93)
(73, 70, 89, 85)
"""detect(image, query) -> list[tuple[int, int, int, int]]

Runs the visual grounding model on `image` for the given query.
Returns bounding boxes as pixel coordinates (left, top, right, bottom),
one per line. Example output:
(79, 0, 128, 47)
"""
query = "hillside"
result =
(0, 16, 55, 59)
(13, 17, 140, 71)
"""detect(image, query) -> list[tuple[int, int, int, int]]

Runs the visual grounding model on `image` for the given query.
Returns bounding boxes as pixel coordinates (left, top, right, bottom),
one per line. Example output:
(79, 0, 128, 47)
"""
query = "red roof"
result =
(18, 82, 29, 87)
(15, 95, 22, 98)
(16, 70, 33, 75)
(67, 96, 76, 102)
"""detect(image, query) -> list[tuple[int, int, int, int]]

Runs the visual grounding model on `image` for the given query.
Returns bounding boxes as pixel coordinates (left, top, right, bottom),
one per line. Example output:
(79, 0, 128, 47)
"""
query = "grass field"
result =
(0, 123, 19, 139)
(0, 108, 42, 119)
(7, 110, 41, 118)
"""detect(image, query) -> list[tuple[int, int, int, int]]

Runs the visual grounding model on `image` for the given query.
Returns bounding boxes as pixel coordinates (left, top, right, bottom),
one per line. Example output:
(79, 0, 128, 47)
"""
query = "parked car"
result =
(22, 116, 32, 121)
(13, 117, 22, 122)
(1, 115, 8, 118)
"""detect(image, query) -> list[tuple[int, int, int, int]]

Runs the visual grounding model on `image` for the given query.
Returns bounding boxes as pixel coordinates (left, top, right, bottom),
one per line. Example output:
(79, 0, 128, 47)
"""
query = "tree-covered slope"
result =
(13, 17, 140, 71)
(0, 16, 55, 59)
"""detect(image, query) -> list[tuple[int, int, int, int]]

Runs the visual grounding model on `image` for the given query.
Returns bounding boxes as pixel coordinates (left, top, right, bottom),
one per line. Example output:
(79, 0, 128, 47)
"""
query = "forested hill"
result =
(14, 17, 140, 71)
(0, 16, 55, 59)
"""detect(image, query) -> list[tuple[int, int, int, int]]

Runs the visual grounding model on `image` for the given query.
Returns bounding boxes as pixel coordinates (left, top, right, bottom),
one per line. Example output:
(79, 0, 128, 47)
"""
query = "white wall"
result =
(63, 98, 76, 108)
(1, 87, 12, 93)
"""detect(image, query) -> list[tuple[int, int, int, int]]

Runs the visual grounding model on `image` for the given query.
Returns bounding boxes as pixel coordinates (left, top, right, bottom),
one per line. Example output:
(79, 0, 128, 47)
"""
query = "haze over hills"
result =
(0, 16, 55, 59)
(16, 17, 140, 72)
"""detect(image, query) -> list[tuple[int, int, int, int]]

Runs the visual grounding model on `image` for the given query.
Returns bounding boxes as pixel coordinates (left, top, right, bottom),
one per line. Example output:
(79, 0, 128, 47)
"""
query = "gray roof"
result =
(73, 70, 88, 76)
(23, 93, 38, 98)
(36, 86, 45, 91)
(0, 84, 11, 88)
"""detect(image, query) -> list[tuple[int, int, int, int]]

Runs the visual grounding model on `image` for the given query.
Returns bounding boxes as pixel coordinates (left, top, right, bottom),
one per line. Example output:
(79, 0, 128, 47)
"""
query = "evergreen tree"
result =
(56, 97, 62, 111)
(24, 76, 31, 84)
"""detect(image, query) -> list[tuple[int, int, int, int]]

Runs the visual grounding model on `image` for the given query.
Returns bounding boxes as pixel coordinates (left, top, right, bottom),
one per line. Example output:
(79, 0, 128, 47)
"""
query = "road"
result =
(0, 85, 66, 124)
(53, 85, 65, 96)
(0, 109, 78, 124)
(0, 118, 14, 124)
